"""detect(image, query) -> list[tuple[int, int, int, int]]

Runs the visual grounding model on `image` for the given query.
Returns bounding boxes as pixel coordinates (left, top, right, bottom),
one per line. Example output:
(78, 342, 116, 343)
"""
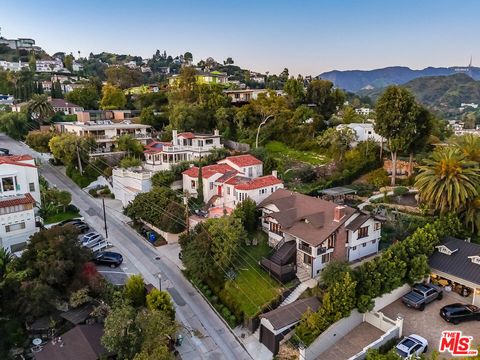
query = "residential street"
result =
(1, 133, 251, 360)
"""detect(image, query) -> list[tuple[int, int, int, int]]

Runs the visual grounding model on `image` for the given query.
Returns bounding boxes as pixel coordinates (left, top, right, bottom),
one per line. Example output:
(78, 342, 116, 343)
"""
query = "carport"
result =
(428, 237, 480, 306)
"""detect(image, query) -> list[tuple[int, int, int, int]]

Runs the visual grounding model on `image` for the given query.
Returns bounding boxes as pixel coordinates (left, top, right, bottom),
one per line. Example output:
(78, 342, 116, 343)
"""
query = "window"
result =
(374, 222, 381, 231)
(1, 176, 14, 192)
(327, 233, 336, 248)
(362, 243, 367, 247)
(227, 187, 230, 195)
(209, 182, 214, 190)
(303, 254, 312, 265)
(352, 246, 357, 251)
(321, 253, 331, 263)
(270, 222, 282, 235)
(358, 226, 369, 239)
(5, 222, 26, 232)
(198, 140, 204, 147)
(371, 239, 376, 244)
(191, 180, 196, 189)
(248, 167, 253, 177)
(29, 182, 35, 192)
(205, 139, 213, 145)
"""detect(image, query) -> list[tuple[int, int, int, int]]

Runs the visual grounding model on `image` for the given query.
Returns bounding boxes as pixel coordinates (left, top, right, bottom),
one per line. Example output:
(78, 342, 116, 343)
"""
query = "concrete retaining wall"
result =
(373, 284, 411, 311)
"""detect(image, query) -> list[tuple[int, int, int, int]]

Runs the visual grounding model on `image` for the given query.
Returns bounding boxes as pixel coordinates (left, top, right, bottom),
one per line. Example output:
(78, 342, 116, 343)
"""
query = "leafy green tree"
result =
(415, 147, 480, 213)
(146, 288, 175, 320)
(317, 127, 356, 161)
(452, 133, 480, 163)
(306, 79, 345, 120)
(28, 52, 36, 72)
(406, 255, 430, 284)
(105, 66, 143, 89)
(49, 133, 96, 166)
(0, 112, 29, 139)
(224, 57, 234, 65)
(64, 54, 74, 72)
(140, 106, 166, 129)
(41, 187, 72, 214)
(120, 156, 142, 168)
(197, 165, 204, 204)
(365, 168, 390, 188)
(65, 84, 99, 109)
(0, 248, 12, 280)
(124, 274, 146, 308)
(170, 66, 198, 103)
(320, 261, 352, 289)
(341, 106, 364, 123)
(151, 170, 176, 187)
(28, 94, 54, 123)
(25, 131, 54, 153)
(232, 198, 258, 234)
(124, 187, 186, 233)
(463, 198, 480, 235)
(375, 86, 418, 185)
(283, 77, 305, 107)
(179, 227, 217, 282)
(406, 105, 433, 175)
(100, 84, 127, 110)
(184, 52, 193, 63)
(116, 134, 144, 156)
(133, 346, 173, 360)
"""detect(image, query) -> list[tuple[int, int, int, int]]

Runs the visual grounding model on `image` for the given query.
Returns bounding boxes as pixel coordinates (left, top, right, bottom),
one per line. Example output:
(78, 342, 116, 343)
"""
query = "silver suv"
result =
(82, 232, 103, 248)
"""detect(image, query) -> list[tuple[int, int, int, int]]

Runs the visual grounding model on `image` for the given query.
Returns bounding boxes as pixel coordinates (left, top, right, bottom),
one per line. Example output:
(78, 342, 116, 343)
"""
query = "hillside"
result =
(319, 66, 480, 92)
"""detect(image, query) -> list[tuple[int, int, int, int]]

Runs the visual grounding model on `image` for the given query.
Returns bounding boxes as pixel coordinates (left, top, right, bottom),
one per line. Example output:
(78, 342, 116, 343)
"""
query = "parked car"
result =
(0, 148, 10, 156)
(94, 251, 123, 268)
(82, 231, 100, 243)
(82, 233, 103, 248)
(395, 334, 428, 359)
(440, 303, 480, 324)
(73, 221, 89, 233)
(402, 283, 443, 311)
(59, 218, 83, 226)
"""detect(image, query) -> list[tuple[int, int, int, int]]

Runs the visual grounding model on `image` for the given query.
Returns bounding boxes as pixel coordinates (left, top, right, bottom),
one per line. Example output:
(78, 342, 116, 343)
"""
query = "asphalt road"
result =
(1, 134, 252, 360)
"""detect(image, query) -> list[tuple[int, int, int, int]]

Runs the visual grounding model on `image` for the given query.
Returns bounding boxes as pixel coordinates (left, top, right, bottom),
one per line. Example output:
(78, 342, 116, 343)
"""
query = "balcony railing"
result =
(260, 258, 296, 283)
(162, 145, 220, 153)
(298, 243, 312, 254)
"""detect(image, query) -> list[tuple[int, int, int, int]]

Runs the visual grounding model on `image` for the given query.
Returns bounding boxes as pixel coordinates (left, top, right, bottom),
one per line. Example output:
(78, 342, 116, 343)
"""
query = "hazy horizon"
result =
(1, 0, 479, 76)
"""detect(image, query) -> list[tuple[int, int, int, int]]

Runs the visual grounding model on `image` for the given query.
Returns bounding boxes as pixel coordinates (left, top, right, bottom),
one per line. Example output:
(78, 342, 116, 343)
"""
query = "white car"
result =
(82, 233, 103, 248)
(82, 232, 99, 242)
(395, 334, 428, 359)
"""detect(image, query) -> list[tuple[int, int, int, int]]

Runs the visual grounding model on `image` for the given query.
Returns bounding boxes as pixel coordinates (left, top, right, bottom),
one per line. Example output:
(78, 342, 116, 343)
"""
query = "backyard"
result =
(265, 141, 327, 166)
(221, 231, 286, 318)
(43, 208, 80, 225)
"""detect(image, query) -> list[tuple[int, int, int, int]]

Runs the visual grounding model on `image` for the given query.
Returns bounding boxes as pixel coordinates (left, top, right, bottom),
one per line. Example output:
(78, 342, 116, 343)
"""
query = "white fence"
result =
(140, 219, 180, 243)
(299, 284, 410, 360)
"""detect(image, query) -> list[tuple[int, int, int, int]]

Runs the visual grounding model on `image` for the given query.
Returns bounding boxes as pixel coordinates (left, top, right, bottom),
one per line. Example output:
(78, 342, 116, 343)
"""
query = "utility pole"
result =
(75, 139, 83, 175)
(183, 193, 189, 235)
(102, 198, 108, 239)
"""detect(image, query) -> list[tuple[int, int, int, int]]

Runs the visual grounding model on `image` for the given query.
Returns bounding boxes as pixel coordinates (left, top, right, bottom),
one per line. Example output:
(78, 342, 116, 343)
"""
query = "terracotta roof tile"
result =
(0, 193, 35, 208)
(0, 155, 36, 168)
(183, 164, 234, 179)
(235, 175, 283, 190)
(220, 154, 263, 167)
(177, 132, 195, 139)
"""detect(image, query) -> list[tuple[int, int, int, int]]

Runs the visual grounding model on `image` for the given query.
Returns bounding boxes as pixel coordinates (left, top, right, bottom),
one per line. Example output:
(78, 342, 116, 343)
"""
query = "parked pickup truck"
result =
(402, 283, 443, 311)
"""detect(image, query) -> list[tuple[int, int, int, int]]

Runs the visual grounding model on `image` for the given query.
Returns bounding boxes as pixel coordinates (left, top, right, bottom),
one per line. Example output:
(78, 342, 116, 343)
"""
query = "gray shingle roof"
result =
(345, 213, 371, 231)
(429, 237, 480, 286)
(260, 297, 320, 330)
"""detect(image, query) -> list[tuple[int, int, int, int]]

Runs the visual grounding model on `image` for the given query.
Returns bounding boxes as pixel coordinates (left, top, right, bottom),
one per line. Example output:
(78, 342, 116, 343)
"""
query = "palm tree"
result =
(0, 248, 12, 279)
(463, 198, 480, 235)
(28, 94, 54, 124)
(452, 133, 480, 163)
(415, 147, 480, 214)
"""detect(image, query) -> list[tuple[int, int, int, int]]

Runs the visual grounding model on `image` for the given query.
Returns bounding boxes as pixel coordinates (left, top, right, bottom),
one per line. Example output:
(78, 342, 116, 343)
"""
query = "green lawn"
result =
(221, 231, 284, 318)
(265, 141, 327, 166)
(44, 210, 80, 225)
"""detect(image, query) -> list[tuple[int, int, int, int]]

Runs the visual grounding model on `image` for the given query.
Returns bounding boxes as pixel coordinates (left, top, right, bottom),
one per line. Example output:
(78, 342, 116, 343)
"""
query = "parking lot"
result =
(74, 222, 140, 286)
(381, 291, 480, 356)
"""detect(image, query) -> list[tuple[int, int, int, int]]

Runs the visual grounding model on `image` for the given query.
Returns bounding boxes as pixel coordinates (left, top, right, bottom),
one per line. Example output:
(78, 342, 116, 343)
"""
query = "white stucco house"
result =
(0, 155, 41, 252)
(112, 167, 153, 207)
(336, 123, 384, 147)
(182, 154, 283, 216)
(143, 129, 222, 172)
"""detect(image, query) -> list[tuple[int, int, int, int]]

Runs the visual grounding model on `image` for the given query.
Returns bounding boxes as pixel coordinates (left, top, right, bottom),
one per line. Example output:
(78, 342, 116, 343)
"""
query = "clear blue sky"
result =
(1, 0, 479, 76)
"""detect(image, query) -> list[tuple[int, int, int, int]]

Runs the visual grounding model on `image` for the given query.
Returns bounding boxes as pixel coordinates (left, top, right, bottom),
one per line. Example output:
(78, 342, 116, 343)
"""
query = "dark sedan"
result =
(94, 251, 123, 268)
(440, 303, 480, 324)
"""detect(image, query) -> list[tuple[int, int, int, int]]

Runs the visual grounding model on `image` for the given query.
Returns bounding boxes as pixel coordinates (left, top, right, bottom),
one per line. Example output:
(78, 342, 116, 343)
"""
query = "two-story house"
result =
(54, 120, 152, 155)
(0, 155, 41, 252)
(112, 167, 153, 207)
(259, 189, 381, 281)
(182, 154, 283, 216)
(144, 130, 222, 171)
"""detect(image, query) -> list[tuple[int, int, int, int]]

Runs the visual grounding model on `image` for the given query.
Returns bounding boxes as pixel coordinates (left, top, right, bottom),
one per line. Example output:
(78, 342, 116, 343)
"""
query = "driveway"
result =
(381, 292, 480, 357)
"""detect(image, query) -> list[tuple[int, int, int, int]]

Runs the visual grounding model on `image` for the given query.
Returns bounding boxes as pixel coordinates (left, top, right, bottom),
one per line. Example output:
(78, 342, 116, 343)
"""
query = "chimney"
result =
(272, 170, 278, 178)
(334, 206, 346, 222)
(172, 129, 178, 144)
(214, 129, 219, 136)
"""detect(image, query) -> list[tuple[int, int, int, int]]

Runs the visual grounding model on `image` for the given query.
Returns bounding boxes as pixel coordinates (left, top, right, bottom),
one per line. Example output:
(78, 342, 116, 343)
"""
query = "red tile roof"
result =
(0, 193, 35, 208)
(183, 164, 234, 179)
(220, 154, 263, 167)
(0, 155, 36, 168)
(235, 175, 283, 190)
(178, 132, 195, 139)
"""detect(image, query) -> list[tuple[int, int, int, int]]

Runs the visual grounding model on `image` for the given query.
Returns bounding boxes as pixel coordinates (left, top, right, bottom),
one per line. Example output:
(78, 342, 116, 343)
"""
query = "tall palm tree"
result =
(463, 198, 480, 235)
(452, 133, 480, 163)
(28, 94, 54, 124)
(415, 147, 480, 214)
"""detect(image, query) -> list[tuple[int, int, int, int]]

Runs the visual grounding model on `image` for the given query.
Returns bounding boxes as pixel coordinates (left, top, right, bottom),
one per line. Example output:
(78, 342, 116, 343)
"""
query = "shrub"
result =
(393, 186, 409, 196)
(89, 188, 98, 197)
(365, 168, 390, 189)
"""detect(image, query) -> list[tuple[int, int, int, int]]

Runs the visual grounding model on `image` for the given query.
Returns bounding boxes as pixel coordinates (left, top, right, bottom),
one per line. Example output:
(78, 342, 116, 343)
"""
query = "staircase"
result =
(270, 241, 296, 265)
(296, 267, 311, 283)
(280, 278, 318, 307)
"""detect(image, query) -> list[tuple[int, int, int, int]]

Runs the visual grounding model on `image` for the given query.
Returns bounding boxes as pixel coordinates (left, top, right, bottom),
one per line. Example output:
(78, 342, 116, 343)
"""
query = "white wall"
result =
(0, 208, 37, 251)
(0, 161, 40, 204)
(347, 217, 381, 261)
(112, 168, 152, 207)
(372, 283, 411, 312)
(349, 240, 379, 262)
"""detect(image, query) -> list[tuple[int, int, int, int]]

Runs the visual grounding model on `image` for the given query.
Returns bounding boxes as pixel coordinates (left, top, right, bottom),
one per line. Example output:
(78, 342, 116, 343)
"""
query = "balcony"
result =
(298, 243, 312, 255)
(162, 144, 220, 153)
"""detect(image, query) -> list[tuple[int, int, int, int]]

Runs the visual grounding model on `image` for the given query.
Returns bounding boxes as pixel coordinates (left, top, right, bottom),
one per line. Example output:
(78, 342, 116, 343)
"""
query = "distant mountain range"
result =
(318, 66, 480, 92)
